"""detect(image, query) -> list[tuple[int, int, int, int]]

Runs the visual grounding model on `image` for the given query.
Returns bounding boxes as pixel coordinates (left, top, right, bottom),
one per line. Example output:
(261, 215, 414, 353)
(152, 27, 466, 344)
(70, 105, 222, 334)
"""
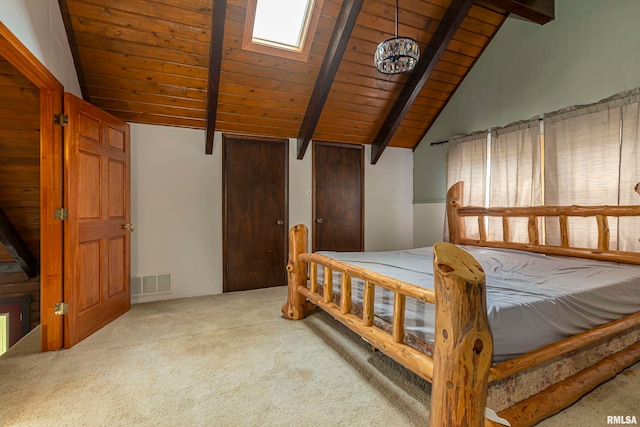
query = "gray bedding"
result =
(317, 246, 640, 361)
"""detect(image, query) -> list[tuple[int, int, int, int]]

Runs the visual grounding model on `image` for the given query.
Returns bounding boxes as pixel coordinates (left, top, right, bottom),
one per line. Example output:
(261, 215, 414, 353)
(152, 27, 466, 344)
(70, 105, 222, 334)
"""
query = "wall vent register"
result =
(131, 273, 173, 296)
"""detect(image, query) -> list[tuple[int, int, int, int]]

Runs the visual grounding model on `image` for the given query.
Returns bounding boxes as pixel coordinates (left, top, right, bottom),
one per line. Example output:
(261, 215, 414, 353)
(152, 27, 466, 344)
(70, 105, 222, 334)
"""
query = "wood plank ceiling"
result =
(58, 0, 553, 161)
(0, 56, 40, 276)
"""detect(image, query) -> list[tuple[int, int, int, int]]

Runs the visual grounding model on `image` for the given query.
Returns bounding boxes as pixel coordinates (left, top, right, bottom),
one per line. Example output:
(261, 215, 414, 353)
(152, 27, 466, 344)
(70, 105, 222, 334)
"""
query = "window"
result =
(253, 0, 312, 50)
(447, 132, 488, 240)
(446, 87, 640, 250)
(544, 104, 621, 248)
(488, 119, 542, 243)
(243, 0, 323, 62)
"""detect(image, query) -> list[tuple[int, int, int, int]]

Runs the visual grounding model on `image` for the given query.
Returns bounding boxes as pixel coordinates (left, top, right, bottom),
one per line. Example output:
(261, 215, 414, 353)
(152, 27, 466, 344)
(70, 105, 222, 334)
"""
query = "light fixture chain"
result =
(395, 0, 398, 38)
(374, 0, 420, 74)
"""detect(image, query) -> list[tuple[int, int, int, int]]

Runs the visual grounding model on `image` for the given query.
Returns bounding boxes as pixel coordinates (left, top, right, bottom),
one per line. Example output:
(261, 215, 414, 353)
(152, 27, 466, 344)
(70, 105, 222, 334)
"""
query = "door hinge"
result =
(54, 302, 68, 315)
(54, 113, 69, 127)
(54, 208, 68, 220)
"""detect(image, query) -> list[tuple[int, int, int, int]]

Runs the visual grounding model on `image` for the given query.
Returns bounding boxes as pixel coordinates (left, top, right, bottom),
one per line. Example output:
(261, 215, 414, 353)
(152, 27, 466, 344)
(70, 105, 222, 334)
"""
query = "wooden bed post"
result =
(429, 242, 492, 427)
(282, 224, 309, 320)
(447, 182, 465, 244)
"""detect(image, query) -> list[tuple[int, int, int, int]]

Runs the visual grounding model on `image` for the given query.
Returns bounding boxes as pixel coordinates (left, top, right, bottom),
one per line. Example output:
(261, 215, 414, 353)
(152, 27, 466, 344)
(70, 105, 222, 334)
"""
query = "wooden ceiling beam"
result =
(58, 0, 91, 101)
(370, 0, 474, 165)
(296, 0, 364, 160)
(479, 0, 554, 25)
(0, 206, 38, 278)
(205, 0, 226, 154)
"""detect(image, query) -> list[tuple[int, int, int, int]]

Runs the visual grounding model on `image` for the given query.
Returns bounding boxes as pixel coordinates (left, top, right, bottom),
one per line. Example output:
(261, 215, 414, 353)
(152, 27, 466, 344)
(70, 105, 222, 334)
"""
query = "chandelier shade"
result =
(373, 0, 420, 74)
(374, 37, 420, 74)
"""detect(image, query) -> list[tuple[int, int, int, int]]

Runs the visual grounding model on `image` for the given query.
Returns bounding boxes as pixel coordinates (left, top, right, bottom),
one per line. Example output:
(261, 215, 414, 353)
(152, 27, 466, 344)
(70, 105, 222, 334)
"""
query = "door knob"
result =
(122, 223, 135, 231)
(316, 218, 324, 223)
(277, 219, 284, 225)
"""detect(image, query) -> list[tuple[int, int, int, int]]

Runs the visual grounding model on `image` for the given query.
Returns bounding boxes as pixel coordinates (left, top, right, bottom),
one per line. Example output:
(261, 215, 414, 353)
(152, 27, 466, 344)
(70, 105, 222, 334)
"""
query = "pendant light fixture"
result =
(374, 0, 420, 74)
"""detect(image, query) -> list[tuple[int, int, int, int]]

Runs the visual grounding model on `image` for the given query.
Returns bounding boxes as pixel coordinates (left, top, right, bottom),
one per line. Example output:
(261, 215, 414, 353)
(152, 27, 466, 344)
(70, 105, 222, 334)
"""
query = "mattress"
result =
(316, 246, 640, 362)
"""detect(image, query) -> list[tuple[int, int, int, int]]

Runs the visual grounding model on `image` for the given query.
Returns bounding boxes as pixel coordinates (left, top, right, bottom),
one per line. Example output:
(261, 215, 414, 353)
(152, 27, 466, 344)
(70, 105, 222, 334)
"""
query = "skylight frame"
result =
(243, 0, 324, 62)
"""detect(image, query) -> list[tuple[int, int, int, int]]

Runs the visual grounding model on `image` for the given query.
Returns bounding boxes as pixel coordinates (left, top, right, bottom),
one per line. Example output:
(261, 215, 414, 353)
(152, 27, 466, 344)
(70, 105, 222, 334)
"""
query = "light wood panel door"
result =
(63, 93, 131, 348)
(313, 142, 364, 252)
(223, 135, 288, 292)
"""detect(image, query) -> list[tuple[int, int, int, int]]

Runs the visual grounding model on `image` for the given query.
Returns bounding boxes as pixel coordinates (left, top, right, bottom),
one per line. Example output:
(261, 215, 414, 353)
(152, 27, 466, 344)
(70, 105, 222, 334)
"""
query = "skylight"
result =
(252, 0, 313, 51)
(243, 0, 322, 62)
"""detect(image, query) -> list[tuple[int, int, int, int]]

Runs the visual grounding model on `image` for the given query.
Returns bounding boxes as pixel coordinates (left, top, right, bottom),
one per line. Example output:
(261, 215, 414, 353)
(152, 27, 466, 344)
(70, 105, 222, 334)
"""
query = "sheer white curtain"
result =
(489, 119, 542, 242)
(619, 89, 640, 251)
(544, 102, 621, 248)
(445, 88, 640, 250)
(446, 131, 488, 239)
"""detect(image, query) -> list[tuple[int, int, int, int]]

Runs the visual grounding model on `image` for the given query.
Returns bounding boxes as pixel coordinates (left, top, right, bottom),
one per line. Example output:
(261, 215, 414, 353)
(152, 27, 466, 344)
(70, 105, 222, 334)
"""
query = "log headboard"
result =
(447, 181, 640, 265)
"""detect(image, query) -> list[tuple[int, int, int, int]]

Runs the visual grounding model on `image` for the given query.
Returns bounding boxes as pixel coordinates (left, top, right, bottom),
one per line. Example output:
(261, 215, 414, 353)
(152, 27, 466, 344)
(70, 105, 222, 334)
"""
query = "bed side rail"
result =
(293, 255, 438, 381)
(447, 181, 640, 265)
(282, 224, 493, 427)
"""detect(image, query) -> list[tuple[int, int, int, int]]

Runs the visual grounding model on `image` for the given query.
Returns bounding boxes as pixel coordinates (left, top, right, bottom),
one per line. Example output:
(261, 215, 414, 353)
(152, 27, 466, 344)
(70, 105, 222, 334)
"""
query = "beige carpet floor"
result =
(0, 286, 638, 426)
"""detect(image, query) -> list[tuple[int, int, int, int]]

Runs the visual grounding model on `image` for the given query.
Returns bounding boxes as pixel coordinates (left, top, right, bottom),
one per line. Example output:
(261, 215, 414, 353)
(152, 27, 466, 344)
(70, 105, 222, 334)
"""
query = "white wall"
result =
(131, 125, 414, 302)
(288, 138, 312, 251)
(0, 0, 81, 96)
(413, 0, 640, 242)
(364, 145, 413, 251)
(130, 124, 222, 301)
(413, 203, 445, 248)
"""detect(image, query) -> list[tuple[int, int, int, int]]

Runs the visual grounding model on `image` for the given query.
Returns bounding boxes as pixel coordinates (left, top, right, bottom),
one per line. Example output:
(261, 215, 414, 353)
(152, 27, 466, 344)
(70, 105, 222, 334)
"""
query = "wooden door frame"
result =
(0, 23, 65, 350)
(312, 141, 364, 252)
(221, 134, 289, 292)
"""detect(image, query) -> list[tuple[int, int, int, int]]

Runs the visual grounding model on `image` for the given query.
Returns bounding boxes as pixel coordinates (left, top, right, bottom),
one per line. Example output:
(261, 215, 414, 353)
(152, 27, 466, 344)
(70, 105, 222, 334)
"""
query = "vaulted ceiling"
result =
(58, 0, 553, 163)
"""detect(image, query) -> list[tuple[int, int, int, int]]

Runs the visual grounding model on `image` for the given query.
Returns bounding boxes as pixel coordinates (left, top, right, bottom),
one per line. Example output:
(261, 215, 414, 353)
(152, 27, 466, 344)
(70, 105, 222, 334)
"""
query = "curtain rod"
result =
(430, 117, 545, 147)
(430, 139, 448, 146)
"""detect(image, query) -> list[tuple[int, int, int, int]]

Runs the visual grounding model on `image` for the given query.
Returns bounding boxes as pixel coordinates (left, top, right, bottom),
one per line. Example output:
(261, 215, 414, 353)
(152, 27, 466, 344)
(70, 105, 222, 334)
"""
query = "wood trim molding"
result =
(0, 23, 62, 89)
(370, 0, 474, 164)
(0, 22, 64, 351)
(479, 0, 554, 25)
(205, 0, 226, 155)
(296, 0, 364, 160)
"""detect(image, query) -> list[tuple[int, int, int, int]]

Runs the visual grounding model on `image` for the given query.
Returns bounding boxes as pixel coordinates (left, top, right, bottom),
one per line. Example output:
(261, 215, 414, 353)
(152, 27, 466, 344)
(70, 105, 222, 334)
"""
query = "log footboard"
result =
(430, 242, 492, 426)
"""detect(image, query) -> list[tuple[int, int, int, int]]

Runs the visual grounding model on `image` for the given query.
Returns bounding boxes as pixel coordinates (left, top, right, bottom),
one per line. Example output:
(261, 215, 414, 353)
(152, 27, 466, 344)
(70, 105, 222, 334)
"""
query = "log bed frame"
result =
(282, 181, 640, 426)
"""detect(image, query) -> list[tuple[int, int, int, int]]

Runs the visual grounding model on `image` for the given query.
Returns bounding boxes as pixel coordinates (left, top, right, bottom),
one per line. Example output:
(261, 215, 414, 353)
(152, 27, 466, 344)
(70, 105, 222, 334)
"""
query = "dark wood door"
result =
(63, 93, 131, 348)
(223, 135, 288, 292)
(313, 142, 364, 252)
